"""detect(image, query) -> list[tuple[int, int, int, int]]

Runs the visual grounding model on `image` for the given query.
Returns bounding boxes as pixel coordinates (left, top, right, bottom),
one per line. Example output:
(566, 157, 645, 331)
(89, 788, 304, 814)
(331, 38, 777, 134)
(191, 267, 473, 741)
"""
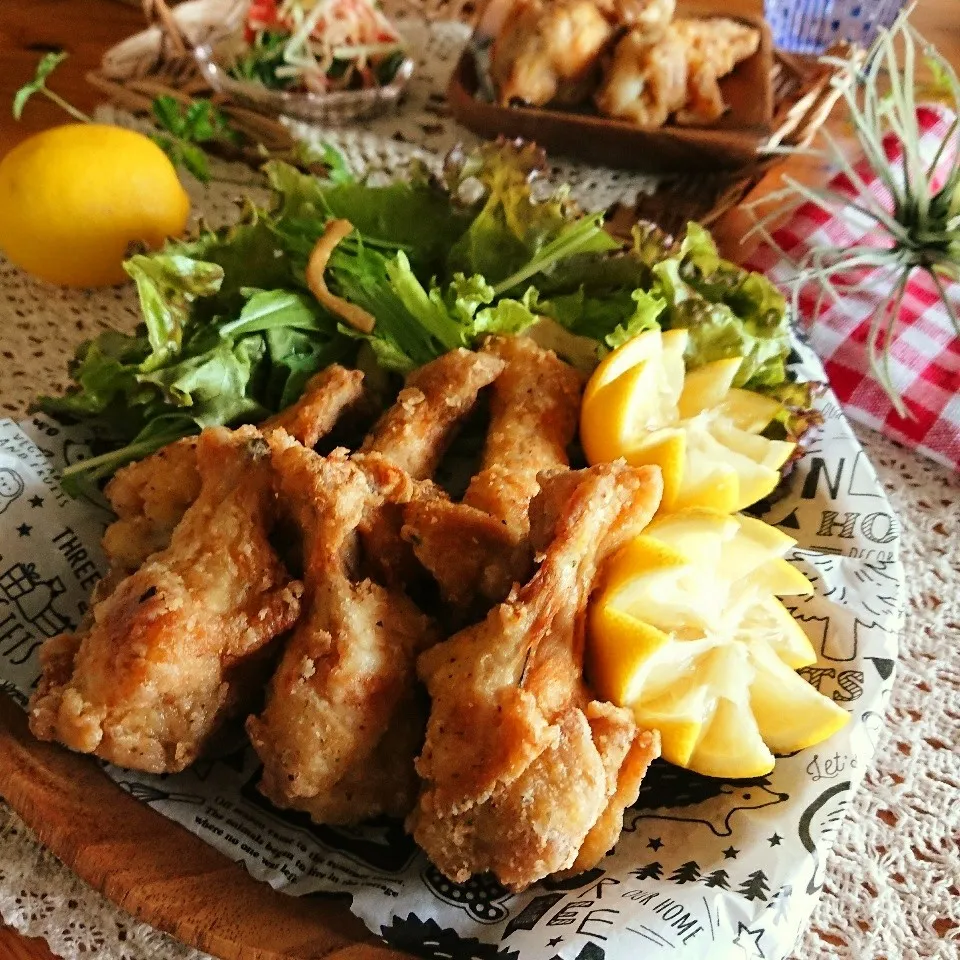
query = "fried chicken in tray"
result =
(29, 335, 666, 891)
(490, 0, 674, 108)
(485, 0, 760, 129)
(596, 15, 761, 126)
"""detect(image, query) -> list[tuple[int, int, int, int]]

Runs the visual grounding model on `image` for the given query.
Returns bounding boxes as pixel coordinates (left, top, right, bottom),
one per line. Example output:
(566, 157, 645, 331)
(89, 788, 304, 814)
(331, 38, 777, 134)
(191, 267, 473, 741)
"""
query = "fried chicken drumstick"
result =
(248, 350, 503, 823)
(490, 0, 675, 107)
(358, 347, 505, 587)
(102, 365, 366, 573)
(409, 462, 663, 889)
(247, 434, 438, 823)
(30, 426, 303, 772)
(360, 347, 505, 480)
(404, 336, 581, 612)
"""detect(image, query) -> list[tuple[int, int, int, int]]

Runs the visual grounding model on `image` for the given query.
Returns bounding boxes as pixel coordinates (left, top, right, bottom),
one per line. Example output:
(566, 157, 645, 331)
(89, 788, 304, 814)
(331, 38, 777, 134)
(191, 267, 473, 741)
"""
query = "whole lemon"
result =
(0, 124, 191, 287)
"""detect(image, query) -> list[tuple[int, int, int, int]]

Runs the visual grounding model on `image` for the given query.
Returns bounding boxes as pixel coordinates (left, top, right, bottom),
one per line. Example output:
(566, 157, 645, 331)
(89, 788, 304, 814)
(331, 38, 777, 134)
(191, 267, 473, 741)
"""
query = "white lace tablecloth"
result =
(1, 5, 959, 956)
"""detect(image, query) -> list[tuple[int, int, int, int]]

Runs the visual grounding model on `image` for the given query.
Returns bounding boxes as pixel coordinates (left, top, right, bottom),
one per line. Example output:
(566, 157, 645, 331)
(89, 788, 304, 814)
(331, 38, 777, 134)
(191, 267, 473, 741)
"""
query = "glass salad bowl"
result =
(192, 0, 414, 125)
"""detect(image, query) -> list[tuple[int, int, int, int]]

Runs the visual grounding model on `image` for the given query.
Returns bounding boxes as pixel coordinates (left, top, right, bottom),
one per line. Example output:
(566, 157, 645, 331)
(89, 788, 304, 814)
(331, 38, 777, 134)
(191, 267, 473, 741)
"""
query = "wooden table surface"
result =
(0, 1, 957, 959)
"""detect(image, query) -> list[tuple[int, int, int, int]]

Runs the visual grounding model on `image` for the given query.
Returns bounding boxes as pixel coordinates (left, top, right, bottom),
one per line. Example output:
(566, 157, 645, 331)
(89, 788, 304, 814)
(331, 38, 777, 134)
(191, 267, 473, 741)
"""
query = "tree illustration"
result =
(737, 869, 771, 902)
(702, 869, 730, 889)
(768, 884, 793, 924)
(669, 861, 701, 884)
(631, 861, 663, 881)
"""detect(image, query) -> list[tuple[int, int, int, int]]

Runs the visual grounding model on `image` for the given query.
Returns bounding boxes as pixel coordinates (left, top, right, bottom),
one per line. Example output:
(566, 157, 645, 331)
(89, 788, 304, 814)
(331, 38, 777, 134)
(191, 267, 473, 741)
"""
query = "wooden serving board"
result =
(0, 696, 411, 960)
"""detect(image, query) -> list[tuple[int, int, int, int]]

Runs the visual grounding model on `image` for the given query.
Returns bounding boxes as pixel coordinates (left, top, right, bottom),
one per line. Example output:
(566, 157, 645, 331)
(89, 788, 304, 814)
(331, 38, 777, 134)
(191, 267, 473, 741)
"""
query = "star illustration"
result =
(768, 833, 782, 847)
(16, 523, 32, 537)
(733, 922, 765, 958)
(722, 846, 740, 860)
(547, 937, 563, 947)
(29, 495, 44, 508)
(647, 837, 663, 851)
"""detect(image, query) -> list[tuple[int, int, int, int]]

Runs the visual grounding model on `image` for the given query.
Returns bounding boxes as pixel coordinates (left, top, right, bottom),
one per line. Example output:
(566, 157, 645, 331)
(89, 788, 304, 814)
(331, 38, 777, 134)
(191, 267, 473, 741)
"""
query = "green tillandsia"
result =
(745, 8, 960, 416)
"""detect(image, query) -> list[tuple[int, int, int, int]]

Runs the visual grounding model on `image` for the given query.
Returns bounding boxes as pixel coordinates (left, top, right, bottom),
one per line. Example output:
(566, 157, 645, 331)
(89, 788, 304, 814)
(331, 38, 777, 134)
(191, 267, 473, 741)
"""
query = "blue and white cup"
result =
(764, 0, 909, 53)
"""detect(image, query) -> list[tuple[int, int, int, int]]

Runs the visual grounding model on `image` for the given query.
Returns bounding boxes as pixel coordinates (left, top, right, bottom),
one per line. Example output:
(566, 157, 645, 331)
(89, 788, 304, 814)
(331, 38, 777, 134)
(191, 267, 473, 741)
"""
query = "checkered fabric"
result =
(746, 105, 960, 471)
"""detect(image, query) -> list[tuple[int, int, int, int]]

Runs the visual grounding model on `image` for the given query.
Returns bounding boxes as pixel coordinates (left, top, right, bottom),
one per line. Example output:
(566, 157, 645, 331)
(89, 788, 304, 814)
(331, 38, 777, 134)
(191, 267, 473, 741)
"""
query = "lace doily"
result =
(1, 10, 958, 960)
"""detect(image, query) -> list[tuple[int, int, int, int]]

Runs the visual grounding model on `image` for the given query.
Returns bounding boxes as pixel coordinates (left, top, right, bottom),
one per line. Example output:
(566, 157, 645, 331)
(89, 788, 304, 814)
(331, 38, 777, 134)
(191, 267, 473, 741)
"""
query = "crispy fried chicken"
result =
(403, 336, 581, 612)
(29, 426, 303, 772)
(409, 462, 663, 888)
(102, 365, 366, 573)
(247, 349, 506, 822)
(358, 348, 505, 587)
(596, 15, 759, 126)
(247, 434, 438, 823)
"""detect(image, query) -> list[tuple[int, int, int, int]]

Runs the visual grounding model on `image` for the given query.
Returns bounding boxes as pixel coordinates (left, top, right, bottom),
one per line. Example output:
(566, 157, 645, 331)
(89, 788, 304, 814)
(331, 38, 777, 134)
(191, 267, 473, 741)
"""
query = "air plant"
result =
(745, 8, 960, 416)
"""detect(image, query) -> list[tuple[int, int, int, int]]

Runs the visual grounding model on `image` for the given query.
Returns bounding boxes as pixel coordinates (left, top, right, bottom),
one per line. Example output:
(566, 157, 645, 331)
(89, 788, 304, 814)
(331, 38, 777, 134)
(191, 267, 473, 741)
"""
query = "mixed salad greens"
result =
(36, 140, 817, 486)
(228, 0, 407, 94)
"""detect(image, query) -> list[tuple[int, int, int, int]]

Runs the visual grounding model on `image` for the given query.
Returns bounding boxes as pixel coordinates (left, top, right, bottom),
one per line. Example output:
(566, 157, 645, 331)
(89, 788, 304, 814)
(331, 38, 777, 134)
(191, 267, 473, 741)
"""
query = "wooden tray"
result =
(448, 0, 775, 172)
(0, 696, 409, 960)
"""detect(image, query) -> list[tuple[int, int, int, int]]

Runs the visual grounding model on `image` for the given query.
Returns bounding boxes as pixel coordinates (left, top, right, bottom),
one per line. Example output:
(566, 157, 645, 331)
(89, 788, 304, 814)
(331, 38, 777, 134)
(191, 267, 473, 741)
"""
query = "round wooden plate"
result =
(0, 696, 410, 960)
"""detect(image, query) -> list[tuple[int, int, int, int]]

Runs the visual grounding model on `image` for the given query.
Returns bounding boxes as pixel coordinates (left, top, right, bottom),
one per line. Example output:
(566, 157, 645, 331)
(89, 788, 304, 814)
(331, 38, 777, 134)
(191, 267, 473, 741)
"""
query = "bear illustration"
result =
(0, 468, 24, 516)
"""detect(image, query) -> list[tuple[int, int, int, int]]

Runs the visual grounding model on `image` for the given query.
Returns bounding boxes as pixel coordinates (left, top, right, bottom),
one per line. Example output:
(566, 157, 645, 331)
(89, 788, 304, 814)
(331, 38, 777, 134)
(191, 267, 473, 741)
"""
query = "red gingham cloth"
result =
(745, 104, 960, 471)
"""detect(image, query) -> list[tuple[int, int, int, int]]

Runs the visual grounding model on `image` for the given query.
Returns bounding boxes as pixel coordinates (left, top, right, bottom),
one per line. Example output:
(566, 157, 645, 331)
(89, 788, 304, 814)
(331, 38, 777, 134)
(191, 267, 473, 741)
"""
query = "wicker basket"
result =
(87, 0, 856, 231)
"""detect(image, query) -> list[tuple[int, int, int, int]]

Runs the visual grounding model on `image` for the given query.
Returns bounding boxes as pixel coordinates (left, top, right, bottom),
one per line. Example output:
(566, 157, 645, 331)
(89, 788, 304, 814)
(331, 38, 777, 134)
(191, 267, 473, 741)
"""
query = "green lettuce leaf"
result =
(649, 224, 792, 389)
(219, 288, 334, 338)
(263, 326, 353, 409)
(471, 290, 540, 337)
(265, 160, 470, 270)
(539, 285, 664, 350)
(446, 140, 618, 288)
(137, 337, 266, 421)
(37, 149, 815, 490)
(604, 289, 666, 349)
(385, 252, 466, 351)
(326, 240, 441, 373)
(124, 254, 224, 368)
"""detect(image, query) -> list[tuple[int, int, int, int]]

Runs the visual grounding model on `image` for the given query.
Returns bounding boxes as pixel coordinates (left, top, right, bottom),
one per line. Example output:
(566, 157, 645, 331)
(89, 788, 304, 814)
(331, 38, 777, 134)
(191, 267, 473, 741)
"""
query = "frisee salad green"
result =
(34, 140, 816, 486)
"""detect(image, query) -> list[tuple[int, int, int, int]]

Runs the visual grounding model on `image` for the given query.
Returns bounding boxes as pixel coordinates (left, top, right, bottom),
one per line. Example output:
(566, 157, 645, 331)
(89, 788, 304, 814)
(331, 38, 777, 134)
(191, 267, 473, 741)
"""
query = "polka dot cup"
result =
(764, 0, 908, 53)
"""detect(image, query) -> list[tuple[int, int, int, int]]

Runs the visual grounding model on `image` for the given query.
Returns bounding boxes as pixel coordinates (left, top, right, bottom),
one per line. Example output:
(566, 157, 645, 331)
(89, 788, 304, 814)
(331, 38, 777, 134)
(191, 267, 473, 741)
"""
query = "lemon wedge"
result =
(580, 331, 795, 513)
(588, 508, 848, 778)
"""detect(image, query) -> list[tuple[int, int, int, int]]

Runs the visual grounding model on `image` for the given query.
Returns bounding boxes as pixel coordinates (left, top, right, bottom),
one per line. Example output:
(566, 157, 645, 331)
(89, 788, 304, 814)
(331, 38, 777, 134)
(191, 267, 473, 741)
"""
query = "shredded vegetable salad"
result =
(230, 0, 406, 93)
